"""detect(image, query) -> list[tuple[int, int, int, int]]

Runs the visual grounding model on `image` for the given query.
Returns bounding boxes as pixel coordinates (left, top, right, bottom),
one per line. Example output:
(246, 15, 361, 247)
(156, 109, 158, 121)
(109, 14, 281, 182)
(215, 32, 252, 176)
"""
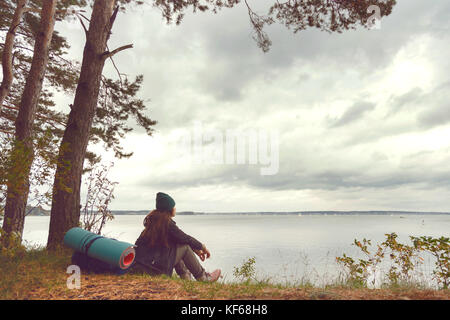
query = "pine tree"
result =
(2, 0, 58, 240)
(0, 0, 156, 241)
(47, 0, 158, 249)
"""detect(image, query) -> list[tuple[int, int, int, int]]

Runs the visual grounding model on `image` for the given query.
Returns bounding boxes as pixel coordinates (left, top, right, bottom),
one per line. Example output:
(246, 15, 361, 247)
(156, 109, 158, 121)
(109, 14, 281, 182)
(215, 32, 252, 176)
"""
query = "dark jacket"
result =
(132, 219, 203, 276)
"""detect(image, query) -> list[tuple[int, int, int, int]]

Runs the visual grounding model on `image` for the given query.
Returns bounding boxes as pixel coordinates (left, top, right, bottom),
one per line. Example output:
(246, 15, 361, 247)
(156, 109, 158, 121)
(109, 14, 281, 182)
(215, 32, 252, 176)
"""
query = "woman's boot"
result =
(196, 269, 221, 282)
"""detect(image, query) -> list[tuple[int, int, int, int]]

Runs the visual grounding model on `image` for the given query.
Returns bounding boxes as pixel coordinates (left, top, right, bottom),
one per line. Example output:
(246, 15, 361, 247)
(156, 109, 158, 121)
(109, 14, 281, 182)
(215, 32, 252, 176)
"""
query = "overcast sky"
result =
(53, 0, 450, 212)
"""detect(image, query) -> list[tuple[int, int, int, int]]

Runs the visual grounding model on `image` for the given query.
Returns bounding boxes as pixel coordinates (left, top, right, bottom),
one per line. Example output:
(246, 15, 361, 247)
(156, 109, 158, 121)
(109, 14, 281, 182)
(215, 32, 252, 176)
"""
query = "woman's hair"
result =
(140, 209, 172, 247)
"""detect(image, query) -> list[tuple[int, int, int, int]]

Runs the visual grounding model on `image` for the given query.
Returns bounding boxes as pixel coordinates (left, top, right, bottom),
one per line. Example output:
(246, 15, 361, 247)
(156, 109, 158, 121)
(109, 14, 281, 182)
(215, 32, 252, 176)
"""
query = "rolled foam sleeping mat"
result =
(63, 227, 135, 270)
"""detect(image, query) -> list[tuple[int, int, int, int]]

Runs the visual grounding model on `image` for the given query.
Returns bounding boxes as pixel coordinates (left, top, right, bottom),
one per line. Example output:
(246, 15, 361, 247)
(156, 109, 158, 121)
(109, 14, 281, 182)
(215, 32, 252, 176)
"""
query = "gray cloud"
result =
(417, 81, 450, 128)
(184, 0, 450, 102)
(329, 101, 376, 128)
(334, 79, 450, 147)
(387, 87, 424, 115)
(54, 0, 450, 211)
(98, 0, 450, 133)
(418, 104, 450, 128)
(331, 101, 375, 128)
(137, 157, 450, 193)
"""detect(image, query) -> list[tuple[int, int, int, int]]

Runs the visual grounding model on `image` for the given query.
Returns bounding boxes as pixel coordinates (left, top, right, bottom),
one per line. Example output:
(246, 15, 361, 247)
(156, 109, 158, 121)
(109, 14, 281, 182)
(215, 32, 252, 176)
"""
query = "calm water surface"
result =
(22, 214, 450, 287)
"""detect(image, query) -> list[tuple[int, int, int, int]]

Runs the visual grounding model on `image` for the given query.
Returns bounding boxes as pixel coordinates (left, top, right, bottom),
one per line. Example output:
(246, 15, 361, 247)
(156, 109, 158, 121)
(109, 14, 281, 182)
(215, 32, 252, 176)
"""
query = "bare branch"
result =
(244, 0, 273, 52)
(2, 104, 19, 111)
(108, 55, 123, 84)
(107, 6, 120, 42)
(101, 44, 133, 59)
(76, 13, 89, 37)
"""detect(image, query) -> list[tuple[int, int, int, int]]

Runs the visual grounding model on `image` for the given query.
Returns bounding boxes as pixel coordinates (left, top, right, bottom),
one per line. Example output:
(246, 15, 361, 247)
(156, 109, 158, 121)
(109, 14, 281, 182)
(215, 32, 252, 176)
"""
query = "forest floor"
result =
(1, 247, 449, 300)
(26, 272, 450, 300)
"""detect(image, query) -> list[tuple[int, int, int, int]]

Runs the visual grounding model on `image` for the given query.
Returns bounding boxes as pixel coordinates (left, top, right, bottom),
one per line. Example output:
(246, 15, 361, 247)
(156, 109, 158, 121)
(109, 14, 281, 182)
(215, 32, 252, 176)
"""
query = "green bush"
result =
(410, 236, 449, 289)
(336, 233, 449, 289)
(0, 227, 27, 258)
(233, 257, 257, 283)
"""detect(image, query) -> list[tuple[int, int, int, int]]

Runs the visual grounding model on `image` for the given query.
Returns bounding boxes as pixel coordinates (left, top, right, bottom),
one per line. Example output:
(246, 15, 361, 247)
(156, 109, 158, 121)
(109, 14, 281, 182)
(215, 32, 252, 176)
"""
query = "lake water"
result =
(22, 214, 450, 287)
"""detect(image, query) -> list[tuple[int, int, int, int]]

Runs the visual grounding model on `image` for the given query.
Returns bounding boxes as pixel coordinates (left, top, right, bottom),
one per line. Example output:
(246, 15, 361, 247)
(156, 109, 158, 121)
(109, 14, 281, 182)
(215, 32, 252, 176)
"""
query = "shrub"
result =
(336, 237, 386, 287)
(336, 233, 449, 289)
(233, 257, 257, 283)
(410, 236, 450, 289)
(0, 227, 27, 258)
(80, 162, 117, 235)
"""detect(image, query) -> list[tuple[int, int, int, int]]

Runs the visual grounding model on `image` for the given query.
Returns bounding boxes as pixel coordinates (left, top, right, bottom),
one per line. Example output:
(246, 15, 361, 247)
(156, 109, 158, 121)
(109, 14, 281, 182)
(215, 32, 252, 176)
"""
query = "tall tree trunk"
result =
(0, 0, 28, 108)
(2, 1, 57, 239)
(47, 0, 119, 249)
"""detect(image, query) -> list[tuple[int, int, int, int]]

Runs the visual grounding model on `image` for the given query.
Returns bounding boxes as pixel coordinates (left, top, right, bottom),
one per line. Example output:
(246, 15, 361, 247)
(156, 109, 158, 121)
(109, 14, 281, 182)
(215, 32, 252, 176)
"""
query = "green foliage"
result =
(93, 75, 157, 159)
(337, 233, 449, 289)
(336, 237, 388, 287)
(0, 227, 26, 255)
(0, 135, 11, 215)
(411, 236, 450, 289)
(233, 256, 257, 283)
(335, 253, 367, 287)
(382, 233, 418, 285)
(0, 130, 62, 212)
(2, 139, 33, 196)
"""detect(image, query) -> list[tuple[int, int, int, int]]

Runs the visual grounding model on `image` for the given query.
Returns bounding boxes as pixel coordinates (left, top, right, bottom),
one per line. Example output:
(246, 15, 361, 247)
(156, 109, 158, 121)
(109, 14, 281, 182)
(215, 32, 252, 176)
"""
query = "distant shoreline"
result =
(26, 207, 450, 216)
(109, 210, 450, 216)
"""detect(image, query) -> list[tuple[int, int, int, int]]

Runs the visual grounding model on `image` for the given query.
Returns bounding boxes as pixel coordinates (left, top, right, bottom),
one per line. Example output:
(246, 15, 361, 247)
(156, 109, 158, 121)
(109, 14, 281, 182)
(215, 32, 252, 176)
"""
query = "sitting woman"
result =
(131, 192, 221, 282)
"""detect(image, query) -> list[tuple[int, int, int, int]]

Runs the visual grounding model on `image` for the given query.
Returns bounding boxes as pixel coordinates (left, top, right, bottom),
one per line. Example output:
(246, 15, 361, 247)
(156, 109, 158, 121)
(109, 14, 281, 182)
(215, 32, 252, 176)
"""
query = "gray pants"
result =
(174, 244, 205, 279)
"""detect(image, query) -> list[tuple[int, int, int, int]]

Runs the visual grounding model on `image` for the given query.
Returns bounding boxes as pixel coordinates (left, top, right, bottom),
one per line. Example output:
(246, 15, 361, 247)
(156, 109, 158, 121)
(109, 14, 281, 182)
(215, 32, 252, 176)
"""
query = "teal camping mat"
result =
(63, 227, 135, 270)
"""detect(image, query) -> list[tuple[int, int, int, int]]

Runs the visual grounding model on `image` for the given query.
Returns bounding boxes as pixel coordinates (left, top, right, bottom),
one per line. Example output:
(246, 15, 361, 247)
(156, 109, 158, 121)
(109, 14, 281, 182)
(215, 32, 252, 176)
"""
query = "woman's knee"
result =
(175, 244, 192, 263)
(177, 244, 191, 254)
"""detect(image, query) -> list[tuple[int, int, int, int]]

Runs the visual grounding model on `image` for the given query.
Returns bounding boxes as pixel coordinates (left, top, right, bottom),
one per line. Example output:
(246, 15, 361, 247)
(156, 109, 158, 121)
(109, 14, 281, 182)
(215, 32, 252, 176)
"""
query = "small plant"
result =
(336, 238, 386, 287)
(233, 257, 257, 283)
(382, 233, 421, 285)
(410, 236, 450, 289)
(0, 227, 27, 258)
(80, 162, 118, 235)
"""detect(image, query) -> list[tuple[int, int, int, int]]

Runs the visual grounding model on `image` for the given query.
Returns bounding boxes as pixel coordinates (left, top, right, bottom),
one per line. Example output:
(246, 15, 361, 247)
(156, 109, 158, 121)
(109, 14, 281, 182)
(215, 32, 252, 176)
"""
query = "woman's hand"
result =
(202, 244, 211, 259)
(194, 249, 206, 261)
(194, 244, 211, 262)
